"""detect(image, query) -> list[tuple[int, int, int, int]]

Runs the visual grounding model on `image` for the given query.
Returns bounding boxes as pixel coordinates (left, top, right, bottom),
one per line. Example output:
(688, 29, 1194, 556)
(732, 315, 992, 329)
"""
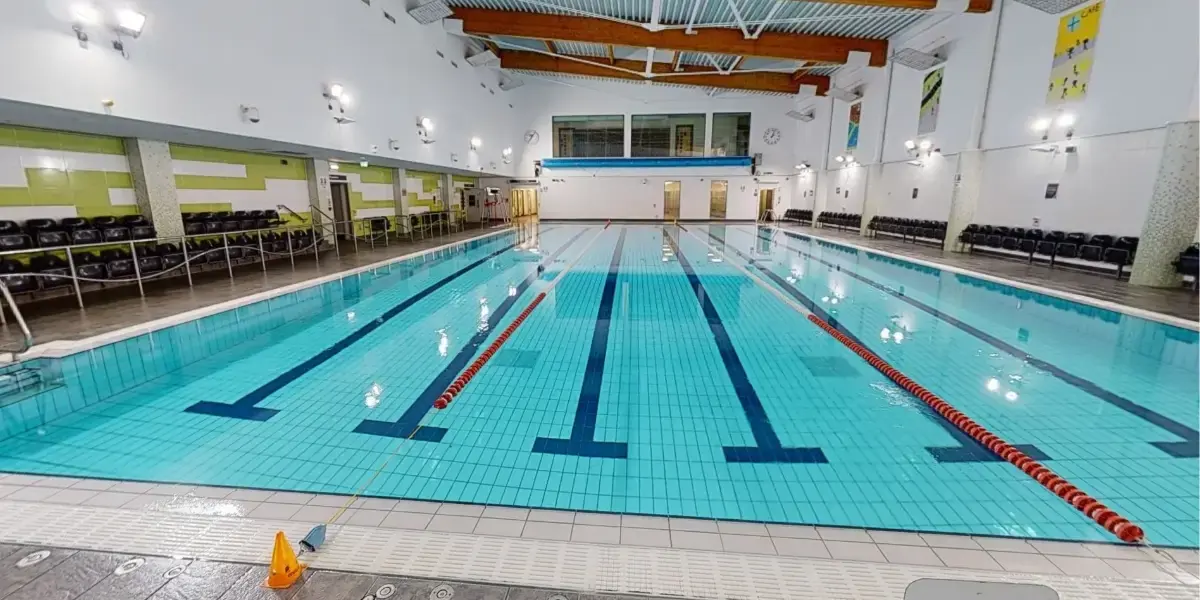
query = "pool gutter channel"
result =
(678, 225, 1149, 547)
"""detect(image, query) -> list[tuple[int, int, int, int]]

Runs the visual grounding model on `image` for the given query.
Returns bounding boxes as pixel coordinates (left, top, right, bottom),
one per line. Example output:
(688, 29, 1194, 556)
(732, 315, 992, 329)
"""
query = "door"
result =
(330, 182, 351, 238)
(664, 181, 681, 221)
(709, 180, 727, 219)
(758, 188, 775, 220)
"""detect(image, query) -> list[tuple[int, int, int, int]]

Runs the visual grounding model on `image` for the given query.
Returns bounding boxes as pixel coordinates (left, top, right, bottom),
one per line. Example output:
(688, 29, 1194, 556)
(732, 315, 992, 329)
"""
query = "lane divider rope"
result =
(808, 306, 1145, 543)
(434, 225, 611, 410)
(682, 224, 1146, 545)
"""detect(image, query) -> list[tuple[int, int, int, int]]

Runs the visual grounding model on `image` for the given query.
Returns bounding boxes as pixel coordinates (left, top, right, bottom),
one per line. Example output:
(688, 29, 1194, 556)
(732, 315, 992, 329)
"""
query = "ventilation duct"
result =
(1009, 0, 1091, 13)
(408, 0, 452, 25)
(891, 48, 947, 71)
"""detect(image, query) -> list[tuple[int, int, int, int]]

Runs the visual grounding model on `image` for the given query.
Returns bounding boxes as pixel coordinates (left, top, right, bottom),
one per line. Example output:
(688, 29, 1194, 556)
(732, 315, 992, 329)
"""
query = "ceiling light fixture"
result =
(904, 139, 916, 150)
(918, 139, 933, 151)
(470, 137, 482, 150)
(329, 162, 340, 171)
(114, 8, 146, 37)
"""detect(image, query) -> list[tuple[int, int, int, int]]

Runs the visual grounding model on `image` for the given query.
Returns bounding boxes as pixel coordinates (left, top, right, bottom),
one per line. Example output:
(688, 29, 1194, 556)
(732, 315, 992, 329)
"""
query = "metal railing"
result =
(0, 210, 473, 322)
(0, 281, 32, 353)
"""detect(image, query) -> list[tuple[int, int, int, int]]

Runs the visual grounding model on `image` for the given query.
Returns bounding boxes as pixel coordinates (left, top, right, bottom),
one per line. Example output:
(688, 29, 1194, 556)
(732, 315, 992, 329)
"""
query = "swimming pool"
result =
(0, 223, 1195, 547)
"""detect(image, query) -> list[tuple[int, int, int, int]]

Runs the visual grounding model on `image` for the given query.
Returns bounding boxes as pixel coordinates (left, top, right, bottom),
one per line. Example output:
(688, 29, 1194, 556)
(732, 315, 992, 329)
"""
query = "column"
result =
(124, 139, 183, 238)
(1130, 121, 1200, 287)
(305, 159, 335, 244)
(943, 150, 984, 251)
(392, 167, 409, 235)
(859, 163, 886, 235)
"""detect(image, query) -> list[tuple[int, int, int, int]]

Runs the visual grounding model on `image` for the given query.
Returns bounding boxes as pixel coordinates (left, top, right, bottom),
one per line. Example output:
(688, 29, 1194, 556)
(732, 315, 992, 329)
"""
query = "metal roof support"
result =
(724, 0, 751, 39)
(685, 0, 706, 35)
(750, 0, 785, 39)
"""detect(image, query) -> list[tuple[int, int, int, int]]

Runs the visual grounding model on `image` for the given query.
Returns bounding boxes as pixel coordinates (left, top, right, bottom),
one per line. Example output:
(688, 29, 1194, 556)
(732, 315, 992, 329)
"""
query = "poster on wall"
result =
(918, 68, 943, 135)
(1046, 1, 1104, 106)
(846, 103, 861, 152)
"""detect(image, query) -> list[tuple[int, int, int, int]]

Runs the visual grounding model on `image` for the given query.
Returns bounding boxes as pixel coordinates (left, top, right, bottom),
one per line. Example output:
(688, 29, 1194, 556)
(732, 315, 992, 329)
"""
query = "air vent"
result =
(480, 83, 487, 89)
(1010, 0, 1090, 13)
(786, 109, 815, 122)
(383, 11, 395, 23)
(360, 0, 369, 4)
(408, 0, 452, 24)
(435, 50, 444, 59)
(450, 60, 458, 68)
(892, 47, 946, 71)
(489, 89, 495, 95)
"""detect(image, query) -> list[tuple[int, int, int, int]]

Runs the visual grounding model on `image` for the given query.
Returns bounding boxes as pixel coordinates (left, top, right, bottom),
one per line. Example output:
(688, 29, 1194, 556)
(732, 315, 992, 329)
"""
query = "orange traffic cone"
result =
(264, 531, 305, 589)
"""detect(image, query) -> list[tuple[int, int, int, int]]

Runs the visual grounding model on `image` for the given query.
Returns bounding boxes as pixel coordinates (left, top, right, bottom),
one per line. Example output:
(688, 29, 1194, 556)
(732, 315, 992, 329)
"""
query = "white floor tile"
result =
(716, 521, 769, 536)
(225, 489, 274, 502)
(1047, 555, 1121, 577)
(427, 515, 480, 533)
(1029, 540, 1093, 557)
(826, 541, 887, 563)
(266, 492, 316, 505)
(767, 524, 820, 540)
(867, 530, 927, 547)
(571, 525, 620, 544)
(574, 513, 620, 527)
(481, 506, 529, 521)
(670, 531, 723, 551)
(44, 488, 98, 505)
(474, 518, 525, 537)
(351, 498, 399, 511)
(932, 548, 1003, 571)
(989, 551, 1063, 574)
(920, 533, 982, 550)
(247, 503, 302, 520)
(380, 511, 434, 530)
(972, 537, 1038, 553)
(773, 538, 830, 559)
(621, 515, 669, 530)
(669, 518, 718, 533)
(527, 509, 575, 524)
(81, 491, 140, 508)
(1103, 558, 1180, 582)
(521, 521, 572, 541)
(620, 528, 671, 548)
(877, 544, 943, 566)
(721, 535, 776, 555)
(437, 503, 485, 518)
(817, 527, 873, 543)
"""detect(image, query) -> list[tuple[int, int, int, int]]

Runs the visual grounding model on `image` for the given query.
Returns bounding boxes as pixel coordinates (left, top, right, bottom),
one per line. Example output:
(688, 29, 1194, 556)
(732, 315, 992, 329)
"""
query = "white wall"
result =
(537, 168, 771, 220)
(505, 78, 807, 219)
(816, 0, 1198, 234)
(0, 0, 524, 175)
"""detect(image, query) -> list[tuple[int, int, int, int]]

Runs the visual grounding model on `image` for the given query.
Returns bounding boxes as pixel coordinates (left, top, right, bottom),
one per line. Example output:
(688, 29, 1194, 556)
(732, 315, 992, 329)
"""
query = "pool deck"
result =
(777, 223, 1199, 324)
(0, 473, 1195, 599)
(0, 224, 509, 353)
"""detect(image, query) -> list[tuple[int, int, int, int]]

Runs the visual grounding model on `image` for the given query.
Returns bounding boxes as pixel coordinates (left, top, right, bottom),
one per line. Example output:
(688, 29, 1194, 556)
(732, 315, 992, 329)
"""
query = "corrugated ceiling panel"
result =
(554, 41, 610, 56)
(507, 69, 793, 97)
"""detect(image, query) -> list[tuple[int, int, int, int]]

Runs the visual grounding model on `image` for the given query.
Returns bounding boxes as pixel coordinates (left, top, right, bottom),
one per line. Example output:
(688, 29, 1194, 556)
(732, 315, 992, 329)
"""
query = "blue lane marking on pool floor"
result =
(669, 226, 827, 464)
(707, 227, 1050, 464)
(772, 229, 1199, 459)
(184, 234, 521, 422)
(532, 228, 629, 458)
(355, 228, 590, 439)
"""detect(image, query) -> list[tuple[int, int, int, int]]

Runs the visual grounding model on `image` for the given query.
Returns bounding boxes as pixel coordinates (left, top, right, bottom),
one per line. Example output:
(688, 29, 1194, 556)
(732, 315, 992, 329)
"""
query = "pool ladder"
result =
(0, 280, 33, 361)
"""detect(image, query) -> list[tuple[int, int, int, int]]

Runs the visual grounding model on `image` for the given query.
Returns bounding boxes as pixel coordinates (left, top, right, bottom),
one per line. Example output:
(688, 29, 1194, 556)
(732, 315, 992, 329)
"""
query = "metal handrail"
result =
(275, 205, 308, 222)
(0, 281, 33, 353)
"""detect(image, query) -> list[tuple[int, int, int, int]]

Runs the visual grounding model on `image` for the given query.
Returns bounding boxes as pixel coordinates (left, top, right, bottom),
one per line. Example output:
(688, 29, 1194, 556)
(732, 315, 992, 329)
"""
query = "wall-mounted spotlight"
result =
(69, 4, 146, 55)
(329, 162, 340, 171)
(834, 155, 846, 163)
(470, 137, 482, 151)
(904, 140, 917, 150)
(918, 139, 932, 151)
(359, 160, 369, 168)
(502, 147, 513, 164)
(416, 118, 434, 144)
(1031, 112, 1075, 142)
(388, 138, 401, 151)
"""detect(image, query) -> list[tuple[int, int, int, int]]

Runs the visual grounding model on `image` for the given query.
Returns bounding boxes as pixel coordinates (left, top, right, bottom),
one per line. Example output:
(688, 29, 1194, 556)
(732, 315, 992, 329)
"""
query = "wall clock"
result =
(762, 127, 782, 145)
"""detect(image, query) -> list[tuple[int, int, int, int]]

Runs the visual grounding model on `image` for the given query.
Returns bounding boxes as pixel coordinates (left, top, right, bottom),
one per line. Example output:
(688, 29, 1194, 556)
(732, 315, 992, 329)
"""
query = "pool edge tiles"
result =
(19, 225, 523, 360)
(775, 224, 1199, 331)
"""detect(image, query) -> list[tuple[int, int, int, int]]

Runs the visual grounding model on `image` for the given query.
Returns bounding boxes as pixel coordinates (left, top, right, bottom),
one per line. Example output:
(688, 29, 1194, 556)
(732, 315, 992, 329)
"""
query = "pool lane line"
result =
(354, 228, 592, 440)
(805, 314, 1147, 544)
(437, 225, 612, 414)
(183, 230, 535, 422)
(667, 226, 827, 464)
(708, 226, 1050, 464)
(532, 228, 629, 458)
(687, 226, 1147, 545)
(766, 228, 1200, 459)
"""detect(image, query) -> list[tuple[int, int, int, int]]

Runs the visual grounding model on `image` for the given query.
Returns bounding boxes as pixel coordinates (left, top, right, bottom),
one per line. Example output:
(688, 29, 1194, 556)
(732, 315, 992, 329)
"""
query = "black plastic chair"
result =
(157, 244, 185, 271)
(121, 215, 149, 227)
(100, 249, 136, 278)
(184, 222, 205, 235)
(1065, 232, 1088, 245)
(102, 227, 131, 242)
(985, 235, 1002, 248)
(0, 234, 31, 251)
(1056, 242, 1079, 259)
(1079, 245, 1103, 261)
(1035, 241, 1057, 257)
(1018, 239, 1035, 254)
(130, 225, 156, 240)
(35, 230, 70, 248)
(60, 217, 89, 230)
(91, 216, 119, 228)
(1001, 237, 1019, 251)
(0, 221, 19, 235)
(31, 255, 71, 289)
(72, 229, 101, 245)
(0, 259, 37, 293)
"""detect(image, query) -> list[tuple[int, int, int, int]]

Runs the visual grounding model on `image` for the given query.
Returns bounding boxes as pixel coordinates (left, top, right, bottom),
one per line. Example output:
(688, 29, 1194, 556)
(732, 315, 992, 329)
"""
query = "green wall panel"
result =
(2, 126, 125, 155)
(336, 163, 393, 184)
(0, 126, 136, 218)
(169, 145, 308, 180)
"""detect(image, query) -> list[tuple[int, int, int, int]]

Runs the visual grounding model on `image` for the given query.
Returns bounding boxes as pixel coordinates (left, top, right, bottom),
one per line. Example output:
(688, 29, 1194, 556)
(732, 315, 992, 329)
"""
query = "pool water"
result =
(0, 223, 1195, 546)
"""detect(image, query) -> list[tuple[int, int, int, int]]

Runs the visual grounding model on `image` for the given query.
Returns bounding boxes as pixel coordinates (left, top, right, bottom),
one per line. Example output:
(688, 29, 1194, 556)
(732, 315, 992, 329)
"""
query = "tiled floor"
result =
(782, 224, 1199, 322)
(0, 225, 501, 352)
(0, 544, 647, 600)
(0, 473, 1197, 600)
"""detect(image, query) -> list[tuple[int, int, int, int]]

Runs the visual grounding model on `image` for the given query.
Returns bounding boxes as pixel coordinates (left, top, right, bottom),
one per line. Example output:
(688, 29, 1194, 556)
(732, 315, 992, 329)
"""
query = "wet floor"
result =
(0, 544, 657, 600)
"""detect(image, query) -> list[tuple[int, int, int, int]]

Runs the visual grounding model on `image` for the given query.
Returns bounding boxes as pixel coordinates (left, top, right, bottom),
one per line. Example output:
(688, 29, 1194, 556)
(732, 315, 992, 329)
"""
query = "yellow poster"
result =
(1046, 1, 1103, 105)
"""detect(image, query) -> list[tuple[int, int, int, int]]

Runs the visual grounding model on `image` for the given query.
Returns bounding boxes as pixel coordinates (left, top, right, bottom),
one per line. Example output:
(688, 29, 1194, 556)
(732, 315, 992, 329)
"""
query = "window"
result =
(711, 113, 751, 156)
(631, 114, 705, 157)
(552, 115, 624, 157)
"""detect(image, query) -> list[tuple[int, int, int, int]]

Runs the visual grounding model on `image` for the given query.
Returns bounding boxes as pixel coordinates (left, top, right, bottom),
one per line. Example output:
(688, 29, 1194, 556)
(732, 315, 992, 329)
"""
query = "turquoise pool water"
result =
(0, 223, 1195, 546)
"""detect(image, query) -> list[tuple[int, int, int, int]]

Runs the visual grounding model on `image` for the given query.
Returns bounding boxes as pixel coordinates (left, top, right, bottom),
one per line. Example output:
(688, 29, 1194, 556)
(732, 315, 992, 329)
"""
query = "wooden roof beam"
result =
(500, 50, 830, 95)
(454, 8, 889, 66)
(544, 40, 557, 54)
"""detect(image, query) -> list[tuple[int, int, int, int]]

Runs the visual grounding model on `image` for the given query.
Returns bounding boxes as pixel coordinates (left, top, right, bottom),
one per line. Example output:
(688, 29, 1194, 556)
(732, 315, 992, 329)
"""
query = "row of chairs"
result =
(868, 217, 947, 243)
(0, 230, 321, 295)
(781, 209, 813, 224)
(1176, 244, 1198, 287)
(959, 224, 1138, 277)
(182, 210, 283, 235)
(817, 212, 862, 231)
(0, 215, 156, 251)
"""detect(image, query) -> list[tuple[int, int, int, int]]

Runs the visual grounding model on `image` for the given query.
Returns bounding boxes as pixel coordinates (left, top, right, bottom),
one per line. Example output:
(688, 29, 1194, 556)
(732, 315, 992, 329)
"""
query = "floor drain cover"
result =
(376, 583, 396, 598)
(905, 578, 1059, 600)
(429, 584, 454, 599)
(16, 551, 50, 568)
(163, 565, 187, 579)
(115, 558, 145, 575)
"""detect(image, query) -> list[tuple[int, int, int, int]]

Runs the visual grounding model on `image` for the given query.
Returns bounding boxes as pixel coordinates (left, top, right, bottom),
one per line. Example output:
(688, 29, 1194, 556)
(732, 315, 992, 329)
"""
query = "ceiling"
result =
(441, 0, 977, 97)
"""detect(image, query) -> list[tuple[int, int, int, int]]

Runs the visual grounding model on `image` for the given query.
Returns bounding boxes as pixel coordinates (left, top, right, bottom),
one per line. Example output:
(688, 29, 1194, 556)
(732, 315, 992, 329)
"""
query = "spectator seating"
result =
(868, 216, 947, 245)
(958, 223, 1138, 278)
(816, 212, 861, 231)
(781, 209, 813, 224)
(1175, 244, 1198, 289)
(0, 212, 322, 302)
